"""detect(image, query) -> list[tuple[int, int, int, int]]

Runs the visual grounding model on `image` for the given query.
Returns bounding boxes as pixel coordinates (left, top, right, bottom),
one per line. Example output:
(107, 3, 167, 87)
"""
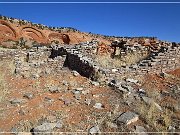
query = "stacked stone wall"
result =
(8, 40, 180, 84)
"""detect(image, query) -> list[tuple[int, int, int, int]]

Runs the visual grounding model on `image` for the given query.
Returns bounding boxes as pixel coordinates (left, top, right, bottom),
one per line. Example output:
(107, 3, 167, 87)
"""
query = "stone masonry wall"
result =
(11, 40, 180, 86)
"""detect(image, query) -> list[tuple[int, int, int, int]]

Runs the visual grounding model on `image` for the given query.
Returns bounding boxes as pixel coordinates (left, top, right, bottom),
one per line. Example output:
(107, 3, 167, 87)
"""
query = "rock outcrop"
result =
(0, 15, 168, 49)
(0, 16, 112, 46)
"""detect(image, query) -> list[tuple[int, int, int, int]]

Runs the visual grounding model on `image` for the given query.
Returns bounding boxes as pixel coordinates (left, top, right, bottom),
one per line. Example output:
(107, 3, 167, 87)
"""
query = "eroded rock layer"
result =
(0, 18, 111, 45)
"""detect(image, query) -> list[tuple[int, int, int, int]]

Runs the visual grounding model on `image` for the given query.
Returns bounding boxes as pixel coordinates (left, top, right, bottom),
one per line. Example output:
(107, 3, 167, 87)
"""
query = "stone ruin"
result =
(4, 38, 179, 88)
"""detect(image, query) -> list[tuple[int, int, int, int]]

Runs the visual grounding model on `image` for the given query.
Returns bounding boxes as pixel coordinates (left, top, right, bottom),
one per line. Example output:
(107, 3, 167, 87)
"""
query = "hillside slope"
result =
(0, 15, 112, 46)
(0, 15, 167, 48)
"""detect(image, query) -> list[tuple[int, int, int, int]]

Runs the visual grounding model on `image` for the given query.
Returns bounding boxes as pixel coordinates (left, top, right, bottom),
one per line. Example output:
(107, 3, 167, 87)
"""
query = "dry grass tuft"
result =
(0, 60, 15, 102)
(0, 72, 6, 102)
(95, 51, 148, 69)
(0, 63, 8, 102)
(138, 101, 172, 133)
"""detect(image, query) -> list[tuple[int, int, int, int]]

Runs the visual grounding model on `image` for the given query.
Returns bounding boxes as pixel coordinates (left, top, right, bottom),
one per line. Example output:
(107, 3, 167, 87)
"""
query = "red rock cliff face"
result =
(0, 19, 111, 45)
(0, 20, 18, 42)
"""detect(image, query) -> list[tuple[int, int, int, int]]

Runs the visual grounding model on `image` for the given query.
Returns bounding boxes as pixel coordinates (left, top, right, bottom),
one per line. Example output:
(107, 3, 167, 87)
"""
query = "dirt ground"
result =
(0, 52, 180, 134)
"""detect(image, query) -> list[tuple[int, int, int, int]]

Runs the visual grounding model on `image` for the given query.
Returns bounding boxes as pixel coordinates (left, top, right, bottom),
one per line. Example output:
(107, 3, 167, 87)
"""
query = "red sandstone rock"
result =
(0, 19, 111, 46)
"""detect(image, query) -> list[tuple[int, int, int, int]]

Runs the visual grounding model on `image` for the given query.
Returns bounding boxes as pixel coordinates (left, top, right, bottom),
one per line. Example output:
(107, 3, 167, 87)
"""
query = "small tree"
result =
(17, 37, 27, 48)
(0, 15, 2, 19)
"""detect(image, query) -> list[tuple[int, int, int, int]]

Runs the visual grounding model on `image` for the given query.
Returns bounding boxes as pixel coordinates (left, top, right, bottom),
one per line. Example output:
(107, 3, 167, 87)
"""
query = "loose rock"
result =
(91, 81, 100, 86)
(72, 70, 79, 76)
(59, 98, 71, 106)
(23, 93, 34, 99)
(49, 86, 60, 93)
(117, 111, 139, 125)
(10, 98, 26, 104)
(84, 99, 91, 106)
(44, 97, 54, 103)
(88, 125, 100, 134)
(55, 120, 63, 129)
(93, 103, 104, 109)
(33, 123, 57, 134)
(126, 78, 138, 84)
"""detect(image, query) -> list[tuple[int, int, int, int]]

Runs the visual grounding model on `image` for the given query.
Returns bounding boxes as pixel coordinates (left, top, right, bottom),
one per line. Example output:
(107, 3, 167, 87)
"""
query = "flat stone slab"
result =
(33, 123, 57, 134)
(117, 111, 139, 125)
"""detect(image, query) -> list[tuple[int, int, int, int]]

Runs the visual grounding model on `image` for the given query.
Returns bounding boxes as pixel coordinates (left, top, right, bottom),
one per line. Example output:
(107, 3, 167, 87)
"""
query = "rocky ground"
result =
(0, 48, 180, 135)
(0, 15, 180, 135)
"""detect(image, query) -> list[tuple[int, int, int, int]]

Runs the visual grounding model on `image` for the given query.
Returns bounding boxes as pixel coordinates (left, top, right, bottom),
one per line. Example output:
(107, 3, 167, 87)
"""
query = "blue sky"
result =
(0, 1, 180, 42)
